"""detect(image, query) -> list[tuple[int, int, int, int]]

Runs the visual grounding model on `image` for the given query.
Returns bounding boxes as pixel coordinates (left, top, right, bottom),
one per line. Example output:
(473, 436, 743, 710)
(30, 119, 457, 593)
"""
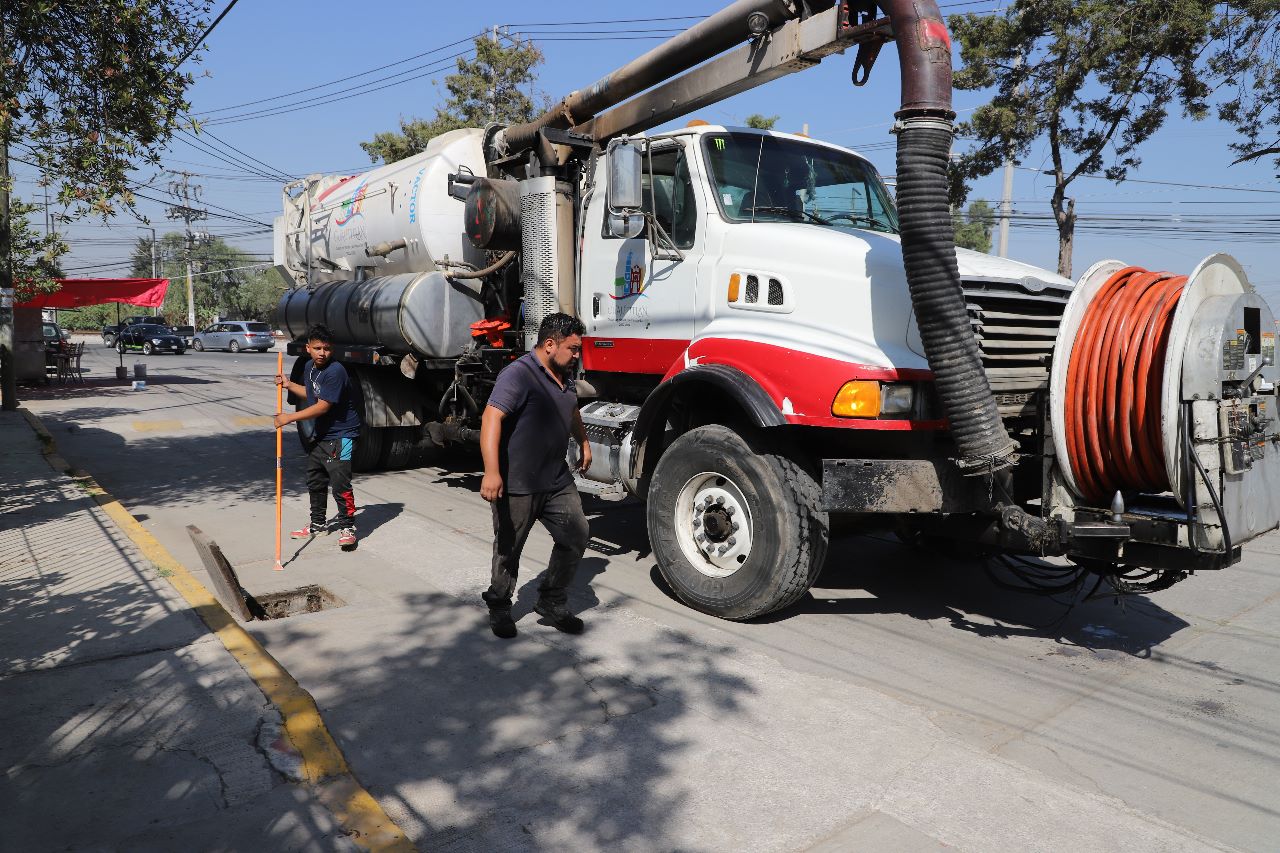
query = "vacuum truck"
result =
(275, 0, 1280, 620)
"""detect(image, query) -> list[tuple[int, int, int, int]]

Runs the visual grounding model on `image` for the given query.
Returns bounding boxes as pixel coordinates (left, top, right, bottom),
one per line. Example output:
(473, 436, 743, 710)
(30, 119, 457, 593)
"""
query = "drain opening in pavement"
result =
(253, 585, 346, 619)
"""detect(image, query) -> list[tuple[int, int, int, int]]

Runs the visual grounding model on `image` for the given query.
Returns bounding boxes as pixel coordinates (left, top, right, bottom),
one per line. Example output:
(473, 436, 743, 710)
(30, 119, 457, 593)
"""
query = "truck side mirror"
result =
(605, 140, 644, 239)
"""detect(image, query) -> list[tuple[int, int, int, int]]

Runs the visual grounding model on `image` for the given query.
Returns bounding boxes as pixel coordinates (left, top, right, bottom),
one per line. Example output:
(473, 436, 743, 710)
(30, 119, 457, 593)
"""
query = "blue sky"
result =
(14, 0, 1279, 308)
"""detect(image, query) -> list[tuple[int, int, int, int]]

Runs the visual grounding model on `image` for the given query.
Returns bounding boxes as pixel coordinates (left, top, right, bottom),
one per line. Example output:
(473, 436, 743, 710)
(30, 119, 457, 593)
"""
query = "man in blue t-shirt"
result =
(275, 324, 362, 549)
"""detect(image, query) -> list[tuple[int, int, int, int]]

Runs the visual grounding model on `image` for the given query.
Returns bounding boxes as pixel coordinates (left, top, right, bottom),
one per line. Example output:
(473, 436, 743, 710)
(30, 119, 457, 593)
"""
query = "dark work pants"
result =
(306, 438, 356, 528)
(483, 482, 589, 611)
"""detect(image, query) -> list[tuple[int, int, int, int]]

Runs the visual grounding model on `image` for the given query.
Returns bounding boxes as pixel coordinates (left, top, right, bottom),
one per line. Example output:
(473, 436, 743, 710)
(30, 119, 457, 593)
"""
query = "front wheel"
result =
(193, 339, 205, 352)
(116, 340, 125, 354)
(228, 340, 241, 353)
(645, 425, 829, 620)
(142, 342, 155, 355)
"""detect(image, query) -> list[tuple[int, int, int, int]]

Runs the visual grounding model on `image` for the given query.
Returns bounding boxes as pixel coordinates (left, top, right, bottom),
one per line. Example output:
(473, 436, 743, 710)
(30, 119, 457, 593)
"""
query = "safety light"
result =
(832, 381, 916, 418)
(832, 381, 881, 417)
(728, 273, 741, 303)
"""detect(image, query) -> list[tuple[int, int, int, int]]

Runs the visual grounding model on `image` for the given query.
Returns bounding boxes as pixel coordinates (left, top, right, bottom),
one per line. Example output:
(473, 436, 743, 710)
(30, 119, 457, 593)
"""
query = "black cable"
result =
(176, 0, 242, 68)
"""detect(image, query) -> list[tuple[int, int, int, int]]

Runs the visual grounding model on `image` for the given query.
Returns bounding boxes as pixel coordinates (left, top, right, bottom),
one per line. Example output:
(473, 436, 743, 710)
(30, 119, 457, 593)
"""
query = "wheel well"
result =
(635, 379, 791, 498)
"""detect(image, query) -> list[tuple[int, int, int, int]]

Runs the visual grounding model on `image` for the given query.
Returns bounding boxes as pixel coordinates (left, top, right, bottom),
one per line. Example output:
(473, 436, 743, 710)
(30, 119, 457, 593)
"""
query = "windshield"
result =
(702, 132, 898, 234)
(138, 325, 171, 335)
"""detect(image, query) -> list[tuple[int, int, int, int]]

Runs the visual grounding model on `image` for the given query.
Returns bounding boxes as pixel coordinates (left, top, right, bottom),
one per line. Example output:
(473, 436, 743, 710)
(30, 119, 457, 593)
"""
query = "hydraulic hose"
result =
(883, 0, 1017, 473)
(1065, 266, 1186, 504)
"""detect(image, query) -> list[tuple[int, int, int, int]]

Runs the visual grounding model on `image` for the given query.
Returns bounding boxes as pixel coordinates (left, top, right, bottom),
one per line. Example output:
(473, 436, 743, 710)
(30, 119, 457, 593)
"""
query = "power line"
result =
(204, 51, 472, 126)
(176, 0, 242, 68)
(1017, 166, 1280, 195)
(197, 33, 484, 116)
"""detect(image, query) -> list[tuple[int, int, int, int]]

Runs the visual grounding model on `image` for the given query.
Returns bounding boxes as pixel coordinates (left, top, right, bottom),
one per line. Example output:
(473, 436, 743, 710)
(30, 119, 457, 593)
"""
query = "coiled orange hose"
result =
(1065, 266, 1187, 505)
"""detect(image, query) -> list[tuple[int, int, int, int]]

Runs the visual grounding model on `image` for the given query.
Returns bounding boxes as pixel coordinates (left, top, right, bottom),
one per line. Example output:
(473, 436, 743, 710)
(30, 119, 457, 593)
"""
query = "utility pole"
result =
(490, 24, 499, 121)
(996, 157, 1014, 258)
(166, 172, 206, 328)
(1, 113, 16, 410)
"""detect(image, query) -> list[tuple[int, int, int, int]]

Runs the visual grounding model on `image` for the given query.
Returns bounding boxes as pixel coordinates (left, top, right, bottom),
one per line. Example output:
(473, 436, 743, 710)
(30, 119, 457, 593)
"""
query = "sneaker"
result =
(533, 601, 584, 634)
(337, 527, 357, 548)
(489, 609, 517, 639)
(290, 522, 326, 539)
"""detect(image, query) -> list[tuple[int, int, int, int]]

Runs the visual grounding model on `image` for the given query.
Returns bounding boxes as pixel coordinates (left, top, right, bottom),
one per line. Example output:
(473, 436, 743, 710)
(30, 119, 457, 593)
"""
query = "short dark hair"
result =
(306, 324, 334, 344)
(537, 312, 585, 345)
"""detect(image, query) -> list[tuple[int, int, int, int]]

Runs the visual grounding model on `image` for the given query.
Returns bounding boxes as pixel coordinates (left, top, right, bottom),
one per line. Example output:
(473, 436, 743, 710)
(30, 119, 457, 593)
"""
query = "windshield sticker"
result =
(612, 249, 647, 300)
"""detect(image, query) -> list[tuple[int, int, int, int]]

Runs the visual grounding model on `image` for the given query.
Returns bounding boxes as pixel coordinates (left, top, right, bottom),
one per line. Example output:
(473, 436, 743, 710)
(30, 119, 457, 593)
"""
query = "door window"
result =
(642, 146, 697, 250)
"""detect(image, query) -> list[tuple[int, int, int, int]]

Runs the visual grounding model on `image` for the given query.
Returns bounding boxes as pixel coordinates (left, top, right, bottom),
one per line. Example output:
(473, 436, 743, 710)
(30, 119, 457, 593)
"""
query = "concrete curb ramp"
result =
(18, 407, 414, 853)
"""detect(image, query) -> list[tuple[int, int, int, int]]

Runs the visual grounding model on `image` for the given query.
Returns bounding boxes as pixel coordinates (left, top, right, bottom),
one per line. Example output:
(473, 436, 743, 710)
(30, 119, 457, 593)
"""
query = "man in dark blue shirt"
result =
(275, 324, 362, 549)
(480, 313, 592, 638)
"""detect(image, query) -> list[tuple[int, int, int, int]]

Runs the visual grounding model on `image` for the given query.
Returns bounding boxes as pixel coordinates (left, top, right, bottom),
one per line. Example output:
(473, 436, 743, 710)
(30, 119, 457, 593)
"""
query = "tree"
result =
(1, 0, 209, 407)
(9, 197, 66, 302)
(361, 34, 544, 164)
(124, 233, 285, 326)
(1209, 2, 1280, 171)
(948, 1, 1214, 277)
(745, 114, 779, 130)
(953, 199, 995, 253)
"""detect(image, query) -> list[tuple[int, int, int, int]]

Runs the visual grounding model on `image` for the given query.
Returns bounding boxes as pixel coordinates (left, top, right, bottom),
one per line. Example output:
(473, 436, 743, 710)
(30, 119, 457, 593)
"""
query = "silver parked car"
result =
(192, 321, 275, 353)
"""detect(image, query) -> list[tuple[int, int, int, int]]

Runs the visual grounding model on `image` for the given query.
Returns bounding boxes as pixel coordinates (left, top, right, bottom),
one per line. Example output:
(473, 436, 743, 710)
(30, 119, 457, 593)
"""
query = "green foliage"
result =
(2, 0, 210, 217)
(949, 0, 1214, 276)
(360, 34, 544, 164)
(745, 114, 780, 130)
(8, 196, 65, 302)
(952, 200, 995, 254)
(1209, 2, 1280, 171)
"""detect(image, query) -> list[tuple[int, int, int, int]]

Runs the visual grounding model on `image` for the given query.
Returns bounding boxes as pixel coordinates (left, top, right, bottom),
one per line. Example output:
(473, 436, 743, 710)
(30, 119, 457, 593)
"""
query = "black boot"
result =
(488, 608, 517, 639)
(534, 601, 584, 634)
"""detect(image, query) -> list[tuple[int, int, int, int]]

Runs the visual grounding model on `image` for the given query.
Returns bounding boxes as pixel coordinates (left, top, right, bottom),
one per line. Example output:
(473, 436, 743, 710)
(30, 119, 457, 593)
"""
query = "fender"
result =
(631, 363, 786, 482)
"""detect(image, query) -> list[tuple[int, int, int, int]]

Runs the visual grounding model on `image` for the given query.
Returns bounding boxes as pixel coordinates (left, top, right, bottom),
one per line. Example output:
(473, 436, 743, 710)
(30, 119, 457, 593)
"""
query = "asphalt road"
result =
(20, 336, 1280, 851)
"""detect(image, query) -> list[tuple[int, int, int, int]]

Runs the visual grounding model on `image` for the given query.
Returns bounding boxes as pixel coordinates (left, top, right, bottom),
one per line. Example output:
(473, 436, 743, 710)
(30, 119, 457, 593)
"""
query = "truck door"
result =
(580, 140, 702, 376)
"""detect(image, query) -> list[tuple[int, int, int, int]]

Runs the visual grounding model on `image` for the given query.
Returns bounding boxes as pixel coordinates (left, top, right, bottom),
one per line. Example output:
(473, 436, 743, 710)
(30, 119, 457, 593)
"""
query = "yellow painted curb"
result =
(18, 408, 415, 853)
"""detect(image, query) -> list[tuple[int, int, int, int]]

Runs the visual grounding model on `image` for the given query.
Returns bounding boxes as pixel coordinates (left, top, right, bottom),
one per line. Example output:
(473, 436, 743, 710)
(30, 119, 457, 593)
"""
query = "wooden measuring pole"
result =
(274, 350, 284, 571)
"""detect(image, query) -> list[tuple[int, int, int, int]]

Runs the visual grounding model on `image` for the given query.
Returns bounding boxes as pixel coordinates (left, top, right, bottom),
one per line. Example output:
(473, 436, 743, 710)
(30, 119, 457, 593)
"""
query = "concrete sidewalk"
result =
(0, 410, 398, 852)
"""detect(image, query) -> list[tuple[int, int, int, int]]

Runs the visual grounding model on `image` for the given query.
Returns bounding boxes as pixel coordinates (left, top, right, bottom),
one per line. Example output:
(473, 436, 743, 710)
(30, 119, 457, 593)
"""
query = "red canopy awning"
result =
(17, 278, 170, 309)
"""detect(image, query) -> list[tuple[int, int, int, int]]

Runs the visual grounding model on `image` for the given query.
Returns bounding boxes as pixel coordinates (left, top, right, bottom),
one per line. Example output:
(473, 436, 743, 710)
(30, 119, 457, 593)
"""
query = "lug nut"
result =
(731, 522, 739, 532)
(718, 545, 729, 555)
(727, 537, 736, 546)
(695, 533, 705, 542)
(693, 517, 702, 528)
(726, 506, 736, 516)
(715, 496, 724, 505)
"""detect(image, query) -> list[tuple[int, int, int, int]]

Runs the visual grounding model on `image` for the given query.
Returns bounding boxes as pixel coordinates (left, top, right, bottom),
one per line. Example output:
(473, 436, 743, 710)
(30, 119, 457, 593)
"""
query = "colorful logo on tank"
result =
(334, 179, 368, 227)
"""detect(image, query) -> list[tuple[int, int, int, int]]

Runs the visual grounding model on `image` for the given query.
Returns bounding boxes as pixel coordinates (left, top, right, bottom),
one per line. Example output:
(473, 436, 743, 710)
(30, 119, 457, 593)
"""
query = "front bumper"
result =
(821, 458, 987, 514)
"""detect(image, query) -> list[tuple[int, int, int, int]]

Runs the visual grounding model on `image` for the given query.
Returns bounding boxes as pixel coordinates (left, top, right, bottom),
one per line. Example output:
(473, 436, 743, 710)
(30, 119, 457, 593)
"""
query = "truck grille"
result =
(962, 279, 1070, 419)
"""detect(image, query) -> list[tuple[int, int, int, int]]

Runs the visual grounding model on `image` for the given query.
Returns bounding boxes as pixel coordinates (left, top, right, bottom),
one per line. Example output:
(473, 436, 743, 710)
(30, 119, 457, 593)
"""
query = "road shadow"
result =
(254, 587, 755, 850)
(789, 531, 1189, 655)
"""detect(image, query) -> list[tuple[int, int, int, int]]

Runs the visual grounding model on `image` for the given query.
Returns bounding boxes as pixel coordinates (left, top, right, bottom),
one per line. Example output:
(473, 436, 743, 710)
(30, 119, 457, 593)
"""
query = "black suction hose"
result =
(883, 0, 1017, 474)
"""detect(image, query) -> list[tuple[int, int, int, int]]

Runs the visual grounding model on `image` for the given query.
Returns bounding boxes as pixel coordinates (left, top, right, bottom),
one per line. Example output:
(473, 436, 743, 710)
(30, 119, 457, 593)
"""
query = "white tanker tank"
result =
(273, 127, 491, 357)
(274, 127, 487, 284)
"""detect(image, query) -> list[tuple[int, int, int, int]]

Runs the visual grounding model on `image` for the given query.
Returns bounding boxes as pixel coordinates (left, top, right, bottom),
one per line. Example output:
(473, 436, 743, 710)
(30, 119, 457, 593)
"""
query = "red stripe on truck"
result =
(581, 336, 690, 374)
(671, 337, 943, 431)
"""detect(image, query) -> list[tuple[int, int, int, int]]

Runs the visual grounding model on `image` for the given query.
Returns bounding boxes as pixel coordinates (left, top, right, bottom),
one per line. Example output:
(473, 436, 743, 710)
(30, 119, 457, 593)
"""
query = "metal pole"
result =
(0, 122, 16, 410)
(185, 229, 195, 329)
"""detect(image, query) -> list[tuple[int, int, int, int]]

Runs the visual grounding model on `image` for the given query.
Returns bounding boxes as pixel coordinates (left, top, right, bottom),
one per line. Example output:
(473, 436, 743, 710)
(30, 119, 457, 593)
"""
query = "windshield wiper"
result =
(747, 205, 833, 225)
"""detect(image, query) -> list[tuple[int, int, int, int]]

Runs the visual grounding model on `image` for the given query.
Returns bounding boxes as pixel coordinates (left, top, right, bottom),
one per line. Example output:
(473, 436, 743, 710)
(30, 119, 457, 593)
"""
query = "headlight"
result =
(879, 383, 915, 416)
(831, 381, 915, 418)
(151, 338, 162, 344)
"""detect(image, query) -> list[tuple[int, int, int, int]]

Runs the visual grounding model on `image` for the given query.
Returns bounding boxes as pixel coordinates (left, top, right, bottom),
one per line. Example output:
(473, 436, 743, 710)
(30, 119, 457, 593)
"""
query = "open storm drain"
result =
(253, 585, 346, 619)
(186, 525, 347, 621)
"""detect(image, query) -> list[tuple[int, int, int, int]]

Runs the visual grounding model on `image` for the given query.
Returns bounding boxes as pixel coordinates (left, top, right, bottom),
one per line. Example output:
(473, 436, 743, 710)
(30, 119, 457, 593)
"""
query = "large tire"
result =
(352, 427, 385, 472)
(228, 340, 241, 353)
(646, 425, 829, 620)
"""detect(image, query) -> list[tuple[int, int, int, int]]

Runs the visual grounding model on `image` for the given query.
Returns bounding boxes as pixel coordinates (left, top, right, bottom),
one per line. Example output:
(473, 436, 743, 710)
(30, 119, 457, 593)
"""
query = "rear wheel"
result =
(142, 342, 155, 355)
(229, 340, 241, 353)
(193, 339, 205, 352)
(646, 424, 829, 620)
(116, 340, 125, 354)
